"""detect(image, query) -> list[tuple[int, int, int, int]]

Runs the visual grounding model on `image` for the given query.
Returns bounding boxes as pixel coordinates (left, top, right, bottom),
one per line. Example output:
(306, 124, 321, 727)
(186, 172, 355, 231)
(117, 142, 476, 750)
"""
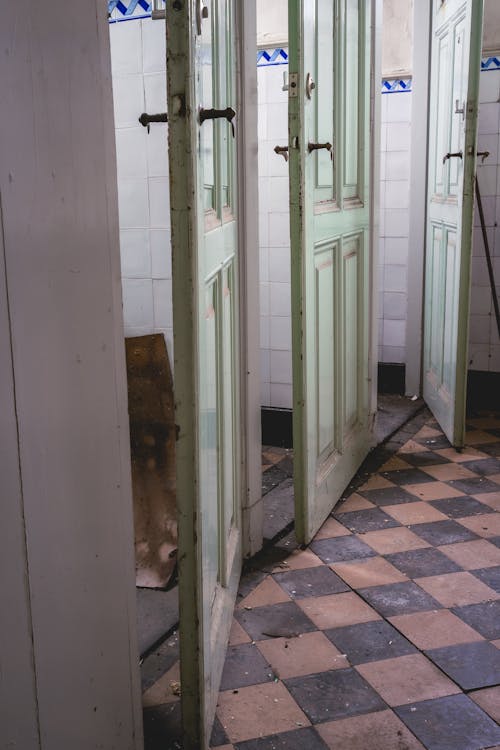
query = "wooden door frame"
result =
(235, 0, 263, 559)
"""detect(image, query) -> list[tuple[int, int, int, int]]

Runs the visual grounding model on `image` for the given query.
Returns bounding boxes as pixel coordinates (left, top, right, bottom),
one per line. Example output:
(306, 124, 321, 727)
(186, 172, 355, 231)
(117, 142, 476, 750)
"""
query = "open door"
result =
(166, 1, 242, 747)
(423, 0, 483, 447)
(289, 0, 377, 543)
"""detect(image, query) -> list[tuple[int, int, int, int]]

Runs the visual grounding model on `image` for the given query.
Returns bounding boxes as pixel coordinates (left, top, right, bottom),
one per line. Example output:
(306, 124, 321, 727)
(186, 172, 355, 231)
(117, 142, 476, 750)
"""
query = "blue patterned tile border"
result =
(108, 0, 164, 22)
(482, 56, 500, 72)
(257, 48, 289, 67)
(382, 78, 412, 94)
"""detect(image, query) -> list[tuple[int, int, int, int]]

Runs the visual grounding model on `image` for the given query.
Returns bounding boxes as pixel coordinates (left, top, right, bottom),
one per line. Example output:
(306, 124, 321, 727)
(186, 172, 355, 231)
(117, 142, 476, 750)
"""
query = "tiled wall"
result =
(258, 53, 292, 409)
(109, 11, 173, 362)
(379, 82, 412, 364)
(469, 58, 500, 372)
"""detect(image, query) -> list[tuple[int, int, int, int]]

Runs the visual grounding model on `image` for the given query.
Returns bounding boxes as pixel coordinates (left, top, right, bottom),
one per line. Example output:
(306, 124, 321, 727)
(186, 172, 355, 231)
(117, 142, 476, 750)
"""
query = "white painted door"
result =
(166, 1, 242, 748)
(423, 0, 483, 447)
(289, 0, 377, 544)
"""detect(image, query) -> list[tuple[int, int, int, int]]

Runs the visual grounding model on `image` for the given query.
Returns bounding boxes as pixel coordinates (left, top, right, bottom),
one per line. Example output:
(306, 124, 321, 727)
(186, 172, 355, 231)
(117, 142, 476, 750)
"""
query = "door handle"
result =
(308, 141, 333, 161)
(199, 107, 236, 136)
(442, 151, 463, 164)
(138, 112, 168, 133)
(274, 145, 289, 162)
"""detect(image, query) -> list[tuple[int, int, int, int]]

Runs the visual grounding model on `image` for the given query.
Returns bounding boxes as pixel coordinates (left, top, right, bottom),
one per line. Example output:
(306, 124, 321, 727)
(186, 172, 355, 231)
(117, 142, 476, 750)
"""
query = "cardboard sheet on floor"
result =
(126, 334, 177, 589)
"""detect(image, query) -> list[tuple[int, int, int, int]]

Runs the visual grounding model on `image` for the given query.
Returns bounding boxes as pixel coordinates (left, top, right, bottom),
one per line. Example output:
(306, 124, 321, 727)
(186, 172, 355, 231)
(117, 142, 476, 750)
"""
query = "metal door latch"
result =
(308, 141, 333, 161)
(138, 112, 168, 132)
(477, 150, 490, 163)
(442, 151, 463, 163)
(199, 107, 236, 136)
(274, 145, 289, 162)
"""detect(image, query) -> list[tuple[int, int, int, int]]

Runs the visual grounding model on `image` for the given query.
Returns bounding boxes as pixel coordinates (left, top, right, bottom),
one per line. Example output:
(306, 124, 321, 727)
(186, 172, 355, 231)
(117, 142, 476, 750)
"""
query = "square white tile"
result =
(148, 177, 171, 229)
(270, 349, 292, 384)
(269, 316, 292, 351)
(150, 230, 172, 279)
(117, 178, 149, 229)
(120, 228, 151, 278)
(122, 278, 154, 331)
(153, 279, 173, 329)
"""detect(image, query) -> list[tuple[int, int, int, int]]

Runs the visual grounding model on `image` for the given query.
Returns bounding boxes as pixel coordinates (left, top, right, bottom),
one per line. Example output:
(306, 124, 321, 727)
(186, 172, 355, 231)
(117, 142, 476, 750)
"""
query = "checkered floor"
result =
(142, 410, 500, 750)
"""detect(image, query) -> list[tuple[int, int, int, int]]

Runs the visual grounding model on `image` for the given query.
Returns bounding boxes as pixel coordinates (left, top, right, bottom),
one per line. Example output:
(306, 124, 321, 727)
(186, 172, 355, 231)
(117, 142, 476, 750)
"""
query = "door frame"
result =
(236, 0, 263, 559)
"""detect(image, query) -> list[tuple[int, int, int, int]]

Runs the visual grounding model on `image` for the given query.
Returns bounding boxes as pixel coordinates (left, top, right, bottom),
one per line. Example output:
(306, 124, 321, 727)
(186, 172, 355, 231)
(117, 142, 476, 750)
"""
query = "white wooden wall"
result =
(0, 2, 142, 748)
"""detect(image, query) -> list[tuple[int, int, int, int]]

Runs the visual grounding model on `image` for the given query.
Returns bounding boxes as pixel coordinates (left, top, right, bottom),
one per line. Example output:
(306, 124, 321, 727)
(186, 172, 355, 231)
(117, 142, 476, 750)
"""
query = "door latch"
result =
(274, 145, 289, 162)
(138, 112, 168, 133)
(306, 72, 316, 99)
(442, 151, 463, 163)
(308, 141, 333, 161)
(199, 106, 236, 136)
(477, 150, 490, 163)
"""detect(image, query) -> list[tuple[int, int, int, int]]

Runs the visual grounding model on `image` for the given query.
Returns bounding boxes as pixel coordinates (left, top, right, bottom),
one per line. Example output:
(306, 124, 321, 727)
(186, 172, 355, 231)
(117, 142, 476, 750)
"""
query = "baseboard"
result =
(378, 363, 406, 395)
(261, 407, 293, 448)
(467, 370, 500, 412)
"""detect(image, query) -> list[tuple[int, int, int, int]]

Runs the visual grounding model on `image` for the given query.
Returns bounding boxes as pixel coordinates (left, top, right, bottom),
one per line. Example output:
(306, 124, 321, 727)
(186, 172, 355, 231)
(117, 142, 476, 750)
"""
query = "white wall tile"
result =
(120, 229, 151, 278)
(382, 345, 405, 363)
(383, 319, 406, 347)
(470, 285, 492, 316)
(385, 151, 410, 181)
(144, 72, 167, 113)
(477, 134, 499, 166)
(142, 18, 166, 74)
(270, 316, 292, 351)
(117, 178, 149, 228)
(385, 180, 409, 210)
(383, 292, 407, 320)
(260, 349, 270, 382)
(384, 264, 407, 292)
(266, 102, 288, 141)
(109, 22, 143, 76)
(468, 344, 490, 371)
(479, 70, 500, 104)
(122, 278, 154, 331)
(260, 245, 270, 282)
(476, 164, 497, 196)
(385, 208, 409, 238)
(145, 125, 169, 178)
(386, 122, 411, 152)
(270, 350, 292, 384)
(153, 279, 173, 329)
(269, 246, 291, 283)
(478, 102, 500, 135)
(260, 381, 271, 407)
(469, 314, 491, 345)
(270, 383, 293, 409)
(269, 281, 291, 316)
(260, 315, 270, 349)
(112, 75, 145, 129)
(149, 177, 170, 228)
(268, 212, 290, 247)
(115, 127, 148, 180)
(268, 176, 290, 212)
(150, 230, 172, 279)
(260, 282, 270, 316)
(385, 92, 412, 123)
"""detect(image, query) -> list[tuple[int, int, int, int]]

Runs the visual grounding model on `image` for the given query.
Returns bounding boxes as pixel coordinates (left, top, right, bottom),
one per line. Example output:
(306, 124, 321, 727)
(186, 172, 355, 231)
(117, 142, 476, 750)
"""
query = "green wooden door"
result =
(423, 0, 483, 448)
(166, 2, 241, 748)
(289, 0, 376, 544)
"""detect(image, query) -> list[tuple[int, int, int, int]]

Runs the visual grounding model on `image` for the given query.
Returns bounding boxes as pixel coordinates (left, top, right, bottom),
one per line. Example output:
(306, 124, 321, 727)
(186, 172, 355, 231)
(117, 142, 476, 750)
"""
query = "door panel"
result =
(166, 1, 242, 747)
(423, 0, 483, 447)
(289, 0, 376, 544)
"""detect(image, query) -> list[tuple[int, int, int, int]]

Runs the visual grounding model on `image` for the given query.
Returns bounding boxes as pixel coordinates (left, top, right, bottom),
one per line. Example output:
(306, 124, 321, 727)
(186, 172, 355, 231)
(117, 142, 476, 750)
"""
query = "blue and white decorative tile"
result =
(482, 57, 500, 72)
(108, 0, 165, 23)
(382, 78, 412, 94)
(257, 48, 289, 67)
